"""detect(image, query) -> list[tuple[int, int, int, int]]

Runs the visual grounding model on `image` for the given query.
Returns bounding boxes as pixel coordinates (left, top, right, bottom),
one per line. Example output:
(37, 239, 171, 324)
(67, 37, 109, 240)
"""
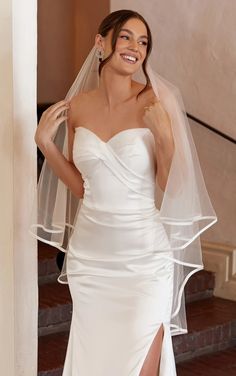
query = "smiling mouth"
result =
(120, 54, 138, 64)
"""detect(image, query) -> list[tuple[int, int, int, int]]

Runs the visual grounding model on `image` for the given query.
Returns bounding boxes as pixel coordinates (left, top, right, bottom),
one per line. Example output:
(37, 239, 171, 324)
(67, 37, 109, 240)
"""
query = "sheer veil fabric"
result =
(30, 45, 217, 335)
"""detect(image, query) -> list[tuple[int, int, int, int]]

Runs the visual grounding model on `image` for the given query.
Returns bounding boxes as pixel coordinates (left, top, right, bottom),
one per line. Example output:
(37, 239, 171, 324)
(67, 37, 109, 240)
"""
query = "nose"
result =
(129, 45, 138, 52)
(129, 39, 139, 51)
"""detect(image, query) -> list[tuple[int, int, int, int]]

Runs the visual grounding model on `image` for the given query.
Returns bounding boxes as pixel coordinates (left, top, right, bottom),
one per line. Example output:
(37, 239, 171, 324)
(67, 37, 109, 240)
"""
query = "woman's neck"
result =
(98, 67, 137, 110)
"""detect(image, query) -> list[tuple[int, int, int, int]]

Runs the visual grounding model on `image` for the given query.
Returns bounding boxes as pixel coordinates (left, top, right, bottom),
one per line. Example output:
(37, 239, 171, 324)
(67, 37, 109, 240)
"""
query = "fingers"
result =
(51, 105, 70, 120)
(36, 100, 69, 146)
(144, 97, 161, 111)
(51, 99, 70, 111)
(44, 100, 70, 118)
(38, 101, 69, 130)
(55, 115, 68, 127)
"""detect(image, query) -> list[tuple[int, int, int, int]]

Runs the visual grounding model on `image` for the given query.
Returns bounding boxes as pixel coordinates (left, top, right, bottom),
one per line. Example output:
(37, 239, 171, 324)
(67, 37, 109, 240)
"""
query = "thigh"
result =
(139, 324, 164, 376)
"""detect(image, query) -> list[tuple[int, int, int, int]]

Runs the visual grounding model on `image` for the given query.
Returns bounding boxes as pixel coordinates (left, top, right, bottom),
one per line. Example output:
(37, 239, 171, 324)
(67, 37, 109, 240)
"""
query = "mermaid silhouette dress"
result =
(62, 126, 177, 375)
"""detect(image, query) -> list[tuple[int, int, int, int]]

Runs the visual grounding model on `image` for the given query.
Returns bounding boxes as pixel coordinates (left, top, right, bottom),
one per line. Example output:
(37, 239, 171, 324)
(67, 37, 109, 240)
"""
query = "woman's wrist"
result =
(35, 134, 54, 153)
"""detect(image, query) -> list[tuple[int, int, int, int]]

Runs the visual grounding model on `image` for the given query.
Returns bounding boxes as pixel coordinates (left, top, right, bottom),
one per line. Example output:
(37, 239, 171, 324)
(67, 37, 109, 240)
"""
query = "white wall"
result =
(0, 0, 38, 375)
(111, 0, 236, 246)
(0, 1, 14, 372)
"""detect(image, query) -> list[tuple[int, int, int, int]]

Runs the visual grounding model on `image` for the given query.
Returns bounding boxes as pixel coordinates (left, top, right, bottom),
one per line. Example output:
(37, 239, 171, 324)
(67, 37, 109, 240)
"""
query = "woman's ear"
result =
(94, 34, 105, 51)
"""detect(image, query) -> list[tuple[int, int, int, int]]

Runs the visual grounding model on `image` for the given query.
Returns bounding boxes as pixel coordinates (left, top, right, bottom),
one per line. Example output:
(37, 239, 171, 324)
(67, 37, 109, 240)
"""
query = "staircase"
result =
(38, 241, 236, 376)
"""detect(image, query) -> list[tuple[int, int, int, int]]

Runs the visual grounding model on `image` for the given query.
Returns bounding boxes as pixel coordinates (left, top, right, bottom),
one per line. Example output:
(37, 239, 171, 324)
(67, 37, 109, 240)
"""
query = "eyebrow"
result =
(120, 28, 148, 40)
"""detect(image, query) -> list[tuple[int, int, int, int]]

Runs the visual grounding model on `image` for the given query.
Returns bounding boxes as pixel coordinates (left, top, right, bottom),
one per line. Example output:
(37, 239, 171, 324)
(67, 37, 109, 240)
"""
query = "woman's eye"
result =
(120, 35, 147, 46)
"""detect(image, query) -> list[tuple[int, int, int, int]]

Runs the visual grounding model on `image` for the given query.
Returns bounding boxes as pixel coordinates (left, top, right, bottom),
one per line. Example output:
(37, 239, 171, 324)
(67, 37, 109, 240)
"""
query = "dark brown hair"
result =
(97, 9, 153, 100)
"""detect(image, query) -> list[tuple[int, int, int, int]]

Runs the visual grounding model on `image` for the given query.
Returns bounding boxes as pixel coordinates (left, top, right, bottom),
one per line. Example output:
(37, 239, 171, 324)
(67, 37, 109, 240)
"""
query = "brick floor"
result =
(177, 346, 236, 375)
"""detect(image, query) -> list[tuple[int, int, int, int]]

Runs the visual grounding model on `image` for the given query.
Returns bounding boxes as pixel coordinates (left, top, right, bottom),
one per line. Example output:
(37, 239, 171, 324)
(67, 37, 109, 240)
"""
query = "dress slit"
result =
(138, 323, 164, 376)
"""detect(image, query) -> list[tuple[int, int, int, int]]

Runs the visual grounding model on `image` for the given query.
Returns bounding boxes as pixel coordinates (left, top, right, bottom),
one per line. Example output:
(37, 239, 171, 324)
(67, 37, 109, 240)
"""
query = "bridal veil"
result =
(30, 44, 217, 335)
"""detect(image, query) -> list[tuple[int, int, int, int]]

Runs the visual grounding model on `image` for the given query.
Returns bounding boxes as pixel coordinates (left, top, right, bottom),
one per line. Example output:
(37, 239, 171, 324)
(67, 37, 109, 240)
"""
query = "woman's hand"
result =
(142, 96, 172, 146)
(34, 98, 84, 198)
(35, 99, 70, 149)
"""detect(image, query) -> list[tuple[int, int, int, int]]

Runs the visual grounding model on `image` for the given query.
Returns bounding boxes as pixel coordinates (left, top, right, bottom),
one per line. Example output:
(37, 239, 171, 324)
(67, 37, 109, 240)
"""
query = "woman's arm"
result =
(35, 99, 85, 199)
(143, 95, 175, 192)
(153, 133, 175, 192)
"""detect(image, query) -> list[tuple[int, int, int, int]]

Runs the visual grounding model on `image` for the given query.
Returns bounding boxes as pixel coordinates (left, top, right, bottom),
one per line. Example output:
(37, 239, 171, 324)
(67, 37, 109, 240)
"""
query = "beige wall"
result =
(38, 0, 109, 103)
(111, 0, 236, 140)
(74, 0, 110, 72)
(0, 0, 38, 374)
(190, 119, 236, 245)
(37, 0, 76, 103)
(111, 0, 236, 246)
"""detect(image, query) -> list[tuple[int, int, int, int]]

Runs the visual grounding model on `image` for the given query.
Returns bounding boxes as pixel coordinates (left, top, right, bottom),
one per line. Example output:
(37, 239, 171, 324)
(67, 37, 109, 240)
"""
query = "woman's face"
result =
(96, 17, 148, 76)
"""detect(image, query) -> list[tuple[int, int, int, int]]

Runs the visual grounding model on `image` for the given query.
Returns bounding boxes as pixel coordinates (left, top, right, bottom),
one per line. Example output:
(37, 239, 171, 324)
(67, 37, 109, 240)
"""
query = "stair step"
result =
(176, 346, 236, 375)
(38, 242, 60, 285)
(39, 283, 72, 336)
(174, 297, 236, 362)
(38, 297, 236, 375)
(185, 270, 214, 302)
(38, 332, 69, 376)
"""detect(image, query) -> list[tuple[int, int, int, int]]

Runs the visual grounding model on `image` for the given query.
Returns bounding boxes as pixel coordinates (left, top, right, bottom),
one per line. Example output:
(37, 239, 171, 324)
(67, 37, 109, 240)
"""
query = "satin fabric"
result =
(62, 126, 177, 375)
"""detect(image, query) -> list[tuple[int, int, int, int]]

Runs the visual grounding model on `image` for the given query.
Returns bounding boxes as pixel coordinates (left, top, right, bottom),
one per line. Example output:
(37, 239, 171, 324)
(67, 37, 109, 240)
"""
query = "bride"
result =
(32, 9, 217, 376)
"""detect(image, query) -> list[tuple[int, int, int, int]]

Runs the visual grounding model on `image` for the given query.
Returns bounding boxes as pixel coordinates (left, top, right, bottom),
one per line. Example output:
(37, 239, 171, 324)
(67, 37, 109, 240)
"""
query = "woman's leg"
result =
(139, 324, 164, 376)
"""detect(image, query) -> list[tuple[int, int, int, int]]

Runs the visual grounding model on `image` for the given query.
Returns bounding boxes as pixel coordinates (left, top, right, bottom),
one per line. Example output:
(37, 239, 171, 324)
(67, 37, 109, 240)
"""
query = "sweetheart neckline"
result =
(74, 126, 152, 144)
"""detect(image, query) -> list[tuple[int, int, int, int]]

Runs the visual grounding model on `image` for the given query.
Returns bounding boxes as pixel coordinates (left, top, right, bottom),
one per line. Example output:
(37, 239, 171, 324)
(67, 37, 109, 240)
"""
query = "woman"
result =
(32, 9, 217, 376)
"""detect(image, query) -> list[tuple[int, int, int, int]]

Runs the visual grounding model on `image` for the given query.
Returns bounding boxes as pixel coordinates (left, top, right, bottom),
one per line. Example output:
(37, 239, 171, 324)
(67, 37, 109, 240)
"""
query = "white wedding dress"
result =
(62, 126, 177, 375)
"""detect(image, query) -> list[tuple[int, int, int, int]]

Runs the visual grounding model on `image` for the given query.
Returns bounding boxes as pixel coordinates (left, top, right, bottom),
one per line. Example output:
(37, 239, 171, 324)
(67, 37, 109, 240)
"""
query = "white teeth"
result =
(121, 54, 137, 62)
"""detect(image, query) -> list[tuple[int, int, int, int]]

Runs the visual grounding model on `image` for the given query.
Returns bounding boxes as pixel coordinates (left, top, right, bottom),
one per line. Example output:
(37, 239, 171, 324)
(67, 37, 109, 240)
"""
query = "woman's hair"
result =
(97, 9, 153, 99)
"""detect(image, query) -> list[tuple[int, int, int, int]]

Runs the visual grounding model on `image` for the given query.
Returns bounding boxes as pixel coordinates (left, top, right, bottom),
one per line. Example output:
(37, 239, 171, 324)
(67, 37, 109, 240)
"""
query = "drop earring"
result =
(96, 48, 104, 62)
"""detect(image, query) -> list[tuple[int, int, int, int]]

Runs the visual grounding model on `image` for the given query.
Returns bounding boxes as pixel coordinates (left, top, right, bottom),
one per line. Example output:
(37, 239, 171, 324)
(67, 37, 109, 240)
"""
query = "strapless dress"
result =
(62, 126, 176, 375)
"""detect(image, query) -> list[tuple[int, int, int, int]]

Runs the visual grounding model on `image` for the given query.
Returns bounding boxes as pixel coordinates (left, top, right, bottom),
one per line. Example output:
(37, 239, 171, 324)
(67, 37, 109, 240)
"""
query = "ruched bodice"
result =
(73, 126, 157, 211)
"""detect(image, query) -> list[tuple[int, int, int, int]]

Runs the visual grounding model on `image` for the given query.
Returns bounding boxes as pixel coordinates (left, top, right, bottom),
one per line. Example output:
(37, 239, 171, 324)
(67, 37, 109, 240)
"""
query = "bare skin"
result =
(35, 17, 174, 374)
(140, 324, 164, 376)
(68, 80, 156, 143)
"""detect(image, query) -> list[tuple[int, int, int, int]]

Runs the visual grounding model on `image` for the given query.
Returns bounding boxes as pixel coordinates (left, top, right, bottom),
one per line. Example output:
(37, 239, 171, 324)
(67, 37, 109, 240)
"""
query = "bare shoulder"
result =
(69, 89, 96, 110)
(68, 90, 96, 128)
(132, 80, 157, 103)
